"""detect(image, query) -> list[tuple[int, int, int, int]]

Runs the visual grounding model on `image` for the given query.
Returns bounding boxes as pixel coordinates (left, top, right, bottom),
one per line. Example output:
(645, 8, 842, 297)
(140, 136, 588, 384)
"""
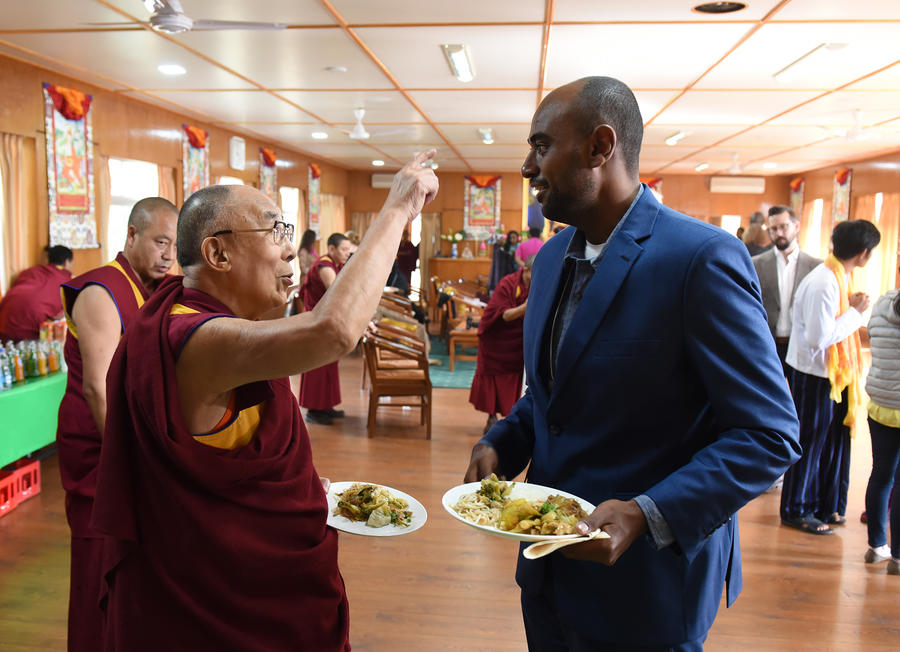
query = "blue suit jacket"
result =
(482, 187, 800, 646)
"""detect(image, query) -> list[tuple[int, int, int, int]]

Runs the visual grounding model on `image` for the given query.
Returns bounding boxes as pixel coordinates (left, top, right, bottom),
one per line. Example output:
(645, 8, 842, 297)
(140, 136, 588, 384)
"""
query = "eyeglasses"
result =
(212, 220, 295, 245)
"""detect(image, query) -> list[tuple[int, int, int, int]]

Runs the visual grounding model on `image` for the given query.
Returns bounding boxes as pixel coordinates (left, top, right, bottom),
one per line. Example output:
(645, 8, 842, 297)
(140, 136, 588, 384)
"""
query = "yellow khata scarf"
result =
(824, 253, 864, 437)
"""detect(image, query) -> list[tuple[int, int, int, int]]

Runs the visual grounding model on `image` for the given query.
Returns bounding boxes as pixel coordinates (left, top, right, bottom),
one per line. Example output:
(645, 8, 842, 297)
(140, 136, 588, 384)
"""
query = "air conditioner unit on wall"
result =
(371, 174, 394, 189)
(709, 176, 766, 194)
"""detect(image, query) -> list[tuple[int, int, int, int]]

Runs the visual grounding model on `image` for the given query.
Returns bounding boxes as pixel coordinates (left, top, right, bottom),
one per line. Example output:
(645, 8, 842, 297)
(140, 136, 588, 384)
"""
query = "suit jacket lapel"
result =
(525, 228, 569, 396)
(550, 189, 658, 395)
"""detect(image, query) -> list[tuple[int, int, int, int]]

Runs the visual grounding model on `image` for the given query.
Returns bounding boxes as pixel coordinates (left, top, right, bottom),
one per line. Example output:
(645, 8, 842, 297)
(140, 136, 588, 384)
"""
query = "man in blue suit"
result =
(464, 77, 801, 651)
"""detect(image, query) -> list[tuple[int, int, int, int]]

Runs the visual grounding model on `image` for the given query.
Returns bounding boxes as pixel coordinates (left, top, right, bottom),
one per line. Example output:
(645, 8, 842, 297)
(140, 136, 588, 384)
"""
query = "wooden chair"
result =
(362, 334, 432, 439)
(446, 293, 484, 370)
(360, 318, 424, 389)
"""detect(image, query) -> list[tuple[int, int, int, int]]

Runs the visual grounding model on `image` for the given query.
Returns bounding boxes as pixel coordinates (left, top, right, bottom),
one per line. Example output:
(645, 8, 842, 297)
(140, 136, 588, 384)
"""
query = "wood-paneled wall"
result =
(0, 53, 347, 276)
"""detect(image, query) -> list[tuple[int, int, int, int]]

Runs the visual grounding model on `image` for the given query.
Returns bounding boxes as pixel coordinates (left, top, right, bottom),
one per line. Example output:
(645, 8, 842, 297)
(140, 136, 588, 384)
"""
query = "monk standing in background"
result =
(56, 197, 177, 652)
(299, 232, 353, 425)
(0, 244, 73, 340)
(469, 255, 533, 433)
(90, 152, 438, 651)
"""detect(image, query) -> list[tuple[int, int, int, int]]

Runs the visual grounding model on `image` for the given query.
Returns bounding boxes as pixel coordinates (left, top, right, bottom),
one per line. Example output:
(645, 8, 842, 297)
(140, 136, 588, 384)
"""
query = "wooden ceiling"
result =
(3, 0, 900, 175)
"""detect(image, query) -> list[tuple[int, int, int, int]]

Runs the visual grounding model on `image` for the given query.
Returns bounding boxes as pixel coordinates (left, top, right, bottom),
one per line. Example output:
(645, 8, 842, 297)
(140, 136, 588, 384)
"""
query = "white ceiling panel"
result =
(137, 90, 311, 123)
(406, 91, 536, 123)
(461, 159, 527, 173)
(775, 0, 900, 21)
(0, 0, 132, 30)
(768, 91, 900, 126)
(659, 90, 822, 126)
(725, 126, 841, 147)
(332, 0, 546, 24)
(0, 41, 131, 91)
(355, 25, 543, 89)
(102, 0, 337, 26)
(173, 29, 394, 89)
(451, 144, 529, 159)
(554, 0, 783, 22)
(697, 23, 900, 90)
(643, 124, 750, 147)
(844, 65, 900, 91)
(0, 31, 255, 90)
(437, 124, 531, 145)
(544, 24, 749, 89)
(287, 142, 396, 158)
(276, 90, 424, 124)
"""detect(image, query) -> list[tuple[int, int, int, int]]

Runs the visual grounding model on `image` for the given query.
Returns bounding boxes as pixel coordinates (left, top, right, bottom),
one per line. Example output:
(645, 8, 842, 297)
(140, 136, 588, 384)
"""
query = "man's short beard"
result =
(774, 238, 794, 251)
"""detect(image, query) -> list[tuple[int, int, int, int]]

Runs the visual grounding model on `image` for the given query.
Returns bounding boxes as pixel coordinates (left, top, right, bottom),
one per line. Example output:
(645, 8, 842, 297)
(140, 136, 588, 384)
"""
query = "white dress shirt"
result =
(786, 263, 864, 378)
(775, 247, 799, 338)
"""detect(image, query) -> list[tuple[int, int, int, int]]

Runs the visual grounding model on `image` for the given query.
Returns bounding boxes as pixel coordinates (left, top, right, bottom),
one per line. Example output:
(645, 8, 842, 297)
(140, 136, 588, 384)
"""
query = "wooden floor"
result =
(1, 351, 899, 651)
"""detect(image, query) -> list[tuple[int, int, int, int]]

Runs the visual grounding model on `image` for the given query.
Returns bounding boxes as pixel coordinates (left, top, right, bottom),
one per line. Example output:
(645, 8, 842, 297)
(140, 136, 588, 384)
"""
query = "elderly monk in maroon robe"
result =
(469, 256, 533, 433)
(0, 245, 73, 340)
(299, 232, 353, 425)
(56, 197, 177, 652)
(91, 151, 438, 652)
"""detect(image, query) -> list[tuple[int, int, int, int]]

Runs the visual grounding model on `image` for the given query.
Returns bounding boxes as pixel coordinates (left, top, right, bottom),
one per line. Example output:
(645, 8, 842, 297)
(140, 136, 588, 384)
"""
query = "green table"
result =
(0, 372, 66, 467)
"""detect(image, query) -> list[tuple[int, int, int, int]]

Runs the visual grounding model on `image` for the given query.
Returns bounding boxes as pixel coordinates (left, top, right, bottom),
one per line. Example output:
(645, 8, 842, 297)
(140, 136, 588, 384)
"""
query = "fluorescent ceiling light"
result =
(763, 162, 778, 169)
(311, 131, 328, 140)
(441, 44, 475, 83)
(773, 42, 847, 84)
(324, 65, 348, 73)
(157, 63, 186, 76)
(372, 160, 385, 167)
(665, 131, 687, 146)
(695, 162, 710, 172)
(478, 128, 494, 144)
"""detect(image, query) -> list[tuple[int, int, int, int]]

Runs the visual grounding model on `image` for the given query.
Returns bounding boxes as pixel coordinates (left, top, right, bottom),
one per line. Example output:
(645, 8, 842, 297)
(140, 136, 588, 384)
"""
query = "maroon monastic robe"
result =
(92, 276, 349, 651)
(468, 268, 529, 416)
(299, 255, 344, 410)
(56, 252, 149, 652)
(0, 263, 71, 340)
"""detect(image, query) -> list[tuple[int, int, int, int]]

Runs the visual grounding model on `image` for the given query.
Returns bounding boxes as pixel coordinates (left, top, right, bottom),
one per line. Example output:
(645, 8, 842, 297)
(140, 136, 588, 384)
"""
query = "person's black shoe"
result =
(323, 408, 345, 418)
(305, 409, 334, 425)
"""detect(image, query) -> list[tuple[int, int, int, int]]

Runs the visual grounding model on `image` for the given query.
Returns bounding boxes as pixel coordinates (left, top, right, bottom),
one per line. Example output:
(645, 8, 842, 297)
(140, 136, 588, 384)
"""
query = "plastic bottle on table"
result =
(0, 347, 9, 390)
(37, 342, 48, 376)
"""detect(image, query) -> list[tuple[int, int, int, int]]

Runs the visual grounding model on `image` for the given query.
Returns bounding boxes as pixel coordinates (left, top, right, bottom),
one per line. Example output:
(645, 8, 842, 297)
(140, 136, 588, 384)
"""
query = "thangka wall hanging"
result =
(790, 177, 805, 216)
(182, 125, 209, 198)
(832, 168, 852, 222)
(259, 148, 277, 200)
(308, 163, 321, 236)
(43, 83, 97, 248)
(464, 175, 501, 230)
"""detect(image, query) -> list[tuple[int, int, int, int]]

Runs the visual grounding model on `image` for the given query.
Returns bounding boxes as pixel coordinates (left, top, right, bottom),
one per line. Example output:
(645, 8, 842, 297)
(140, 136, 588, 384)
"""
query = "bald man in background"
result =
(56, 197, 177, 652)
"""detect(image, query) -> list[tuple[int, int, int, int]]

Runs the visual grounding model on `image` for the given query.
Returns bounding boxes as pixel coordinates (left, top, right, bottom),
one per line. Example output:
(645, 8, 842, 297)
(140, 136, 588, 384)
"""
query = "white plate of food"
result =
(442, 475, 600, 542)
(326, 481, 427, 537)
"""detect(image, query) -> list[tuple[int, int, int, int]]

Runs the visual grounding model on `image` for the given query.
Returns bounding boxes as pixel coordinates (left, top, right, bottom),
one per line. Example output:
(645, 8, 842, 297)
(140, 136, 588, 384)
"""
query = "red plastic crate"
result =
(14, 459, 41, 503)
(0, 470, 19, 517)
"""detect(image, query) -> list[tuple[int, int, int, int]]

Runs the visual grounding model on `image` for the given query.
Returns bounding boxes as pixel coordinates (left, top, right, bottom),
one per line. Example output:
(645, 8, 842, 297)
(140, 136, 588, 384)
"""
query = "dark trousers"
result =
(865, 417, 900, 557)
(775, 339, 790, 380)
(780, 368, 851, 521)
(520, 571, 706, 652)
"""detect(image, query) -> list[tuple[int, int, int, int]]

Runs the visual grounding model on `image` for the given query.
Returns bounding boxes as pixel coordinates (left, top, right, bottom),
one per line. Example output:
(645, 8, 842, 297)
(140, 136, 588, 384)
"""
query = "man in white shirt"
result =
(752, 206, 821, 377)
(781, 219, 881, 535)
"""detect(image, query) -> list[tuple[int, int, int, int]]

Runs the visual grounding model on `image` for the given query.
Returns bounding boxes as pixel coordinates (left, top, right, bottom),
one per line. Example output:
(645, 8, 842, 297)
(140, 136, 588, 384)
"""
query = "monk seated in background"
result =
(90, 152, 438, 651)
(469, 255, 533, 433)
(0, 244, 73, 340)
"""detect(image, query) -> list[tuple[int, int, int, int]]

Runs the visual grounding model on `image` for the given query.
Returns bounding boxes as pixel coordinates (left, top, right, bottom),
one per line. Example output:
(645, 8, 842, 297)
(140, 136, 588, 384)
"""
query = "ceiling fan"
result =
(820, 109, 876, 142)
(89, 0, 287, 33)
(341, 109, 415, 141)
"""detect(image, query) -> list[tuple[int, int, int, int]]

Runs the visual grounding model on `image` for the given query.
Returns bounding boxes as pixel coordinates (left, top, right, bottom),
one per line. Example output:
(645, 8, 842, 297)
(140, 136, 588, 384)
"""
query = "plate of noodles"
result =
(442, 475, 597, 542)
(326, 481, 427, 537)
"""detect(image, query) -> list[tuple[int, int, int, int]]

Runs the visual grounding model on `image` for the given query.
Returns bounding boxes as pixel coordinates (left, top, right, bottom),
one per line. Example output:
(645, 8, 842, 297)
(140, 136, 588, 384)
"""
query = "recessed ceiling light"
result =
(441, 44, 475, 83)
(477, 128, 494, 145)
(665, 131, 687, 146)
(773, 42, 848, 84)
(763, 162, 778, 169)
(311, 131, 328, 140)
(693, 2, 747, 14)
(157, 63, 186, 76)
(372, 160, 385, 167)
(324, 65, 348, 73)
(695, 162, 710, 172)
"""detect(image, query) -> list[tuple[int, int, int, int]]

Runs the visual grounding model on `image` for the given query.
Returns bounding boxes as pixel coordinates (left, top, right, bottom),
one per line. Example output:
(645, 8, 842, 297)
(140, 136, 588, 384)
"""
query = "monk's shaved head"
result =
(128, 197, 178, 233)
(177, 185, 233, 269)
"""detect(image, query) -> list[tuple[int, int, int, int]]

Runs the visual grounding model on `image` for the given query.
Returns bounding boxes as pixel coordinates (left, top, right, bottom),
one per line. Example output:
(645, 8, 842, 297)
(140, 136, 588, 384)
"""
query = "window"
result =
(720, 214, 742, 237)
(216, 176, 244, 185)
(107, 158, 159, 261)
(280, 186, 300, 226)
(803, 198, 824, 254)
